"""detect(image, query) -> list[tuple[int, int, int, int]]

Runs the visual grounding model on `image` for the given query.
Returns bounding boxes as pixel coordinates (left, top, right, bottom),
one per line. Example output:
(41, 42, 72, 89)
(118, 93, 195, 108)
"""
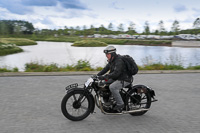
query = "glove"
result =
(91, 75, 97, 78)
(98, 75, 109, 80)
(98, 75, 106, 80)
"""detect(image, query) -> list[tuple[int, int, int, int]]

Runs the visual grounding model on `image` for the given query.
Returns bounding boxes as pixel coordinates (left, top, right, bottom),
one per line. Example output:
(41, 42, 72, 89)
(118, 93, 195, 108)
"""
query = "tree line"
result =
(0, 20, 34, 35)
(0, 18, 200, 36)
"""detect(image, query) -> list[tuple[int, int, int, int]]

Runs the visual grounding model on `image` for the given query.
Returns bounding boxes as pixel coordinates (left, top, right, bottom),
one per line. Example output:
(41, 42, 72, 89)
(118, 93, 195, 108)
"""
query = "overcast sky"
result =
(0, 0, 199, 33)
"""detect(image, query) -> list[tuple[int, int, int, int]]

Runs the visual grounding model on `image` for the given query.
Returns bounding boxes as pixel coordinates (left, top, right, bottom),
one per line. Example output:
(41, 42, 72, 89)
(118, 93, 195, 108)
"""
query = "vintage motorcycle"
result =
(61, 76, 157, 121)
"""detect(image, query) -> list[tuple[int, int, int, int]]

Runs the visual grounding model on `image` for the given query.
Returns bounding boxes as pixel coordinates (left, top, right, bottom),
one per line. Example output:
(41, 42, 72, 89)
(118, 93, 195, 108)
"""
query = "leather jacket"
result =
(97, 54, 132, 83)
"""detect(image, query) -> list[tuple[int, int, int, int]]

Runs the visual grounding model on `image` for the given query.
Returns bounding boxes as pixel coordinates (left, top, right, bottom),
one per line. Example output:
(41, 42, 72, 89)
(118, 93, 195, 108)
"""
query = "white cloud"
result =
(109, 1, 124, 10)
(173, 4, 188, 12)
(1, 0, 200, 32)
(0, 0, 88, 15)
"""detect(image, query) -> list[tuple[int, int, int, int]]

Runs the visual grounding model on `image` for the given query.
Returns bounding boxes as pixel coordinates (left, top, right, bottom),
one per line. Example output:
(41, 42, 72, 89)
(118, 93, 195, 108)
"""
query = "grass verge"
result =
(0, 38, 37, 56)
(0, 43, 23, 56)
(29, 35, 172, 46)
(24, 60, 103, 72)
(1, 60, 199, 72)
(72, 40, 108, 47)
(0, 38, 37, 46)
(0, 67, 19, 72)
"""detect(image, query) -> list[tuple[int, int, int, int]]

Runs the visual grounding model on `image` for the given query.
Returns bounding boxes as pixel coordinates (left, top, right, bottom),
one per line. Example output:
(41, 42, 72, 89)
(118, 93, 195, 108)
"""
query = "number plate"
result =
(65, 83, 78, 90)
(85, 78, 94, 87)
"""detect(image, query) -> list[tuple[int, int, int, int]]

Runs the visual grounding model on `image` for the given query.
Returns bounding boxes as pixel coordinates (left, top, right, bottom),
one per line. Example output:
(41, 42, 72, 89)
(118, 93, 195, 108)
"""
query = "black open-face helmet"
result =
(103, 46, 116, 54)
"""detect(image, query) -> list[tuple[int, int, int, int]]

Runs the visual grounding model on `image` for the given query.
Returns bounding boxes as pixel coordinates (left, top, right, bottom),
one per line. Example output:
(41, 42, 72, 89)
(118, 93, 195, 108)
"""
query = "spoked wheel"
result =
(127, 88, 151, 116)
(61, 90, 93, 121)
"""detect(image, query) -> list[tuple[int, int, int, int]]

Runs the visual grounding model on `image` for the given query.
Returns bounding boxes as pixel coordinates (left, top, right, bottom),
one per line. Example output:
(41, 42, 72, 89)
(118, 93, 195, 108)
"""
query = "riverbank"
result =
(1, 70, 200, 77)
(30, 36, 200, 47)
(0, 43, 23, 56)
(2, 36, 200, 47)
(24, 35, 173, 47)
(172, 41, 200, 47)
(0, 38, 37, 56)
(0, 38, 37, 46)
(72, 40, 108, 47)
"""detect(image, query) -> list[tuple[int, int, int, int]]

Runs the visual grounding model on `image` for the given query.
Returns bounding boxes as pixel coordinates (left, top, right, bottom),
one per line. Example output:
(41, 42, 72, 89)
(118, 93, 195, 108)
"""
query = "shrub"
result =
(163, 64, 184, 70)
(0, 43, 23, 56)
(24, 60, 97, 72)
(0, 67, 19, 72)
(0, 38, 37, 56)
(3, 61, 200, 72)
(94, 38, 128, 44)
(0, 68, 12, 72)
(72, 40, 107, 47)
(25, 62, 44, 72)
(139, 63, 184, 70)
(0, 38, 37, 46)
(187, 65, 200, 70)
(74, 60, 93, 71)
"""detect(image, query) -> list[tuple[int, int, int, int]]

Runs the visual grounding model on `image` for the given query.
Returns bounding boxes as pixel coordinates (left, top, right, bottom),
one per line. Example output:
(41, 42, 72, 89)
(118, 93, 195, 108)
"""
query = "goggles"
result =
(103, 48, 116, 54)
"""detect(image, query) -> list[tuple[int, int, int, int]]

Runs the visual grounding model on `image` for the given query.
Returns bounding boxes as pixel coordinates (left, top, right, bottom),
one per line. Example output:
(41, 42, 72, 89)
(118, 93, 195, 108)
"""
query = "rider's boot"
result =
(113, 104, 124, 112)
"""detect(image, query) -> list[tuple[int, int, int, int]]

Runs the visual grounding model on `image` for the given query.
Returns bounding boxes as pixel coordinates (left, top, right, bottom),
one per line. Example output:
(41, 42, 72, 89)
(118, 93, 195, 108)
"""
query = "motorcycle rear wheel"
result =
(61, 90, 93, 121)
(127, 89, 151, 116)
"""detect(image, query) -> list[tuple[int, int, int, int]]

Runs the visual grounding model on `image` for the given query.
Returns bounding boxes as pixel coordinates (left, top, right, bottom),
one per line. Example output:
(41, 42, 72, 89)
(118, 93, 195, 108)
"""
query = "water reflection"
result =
(0, 41, 200, 71)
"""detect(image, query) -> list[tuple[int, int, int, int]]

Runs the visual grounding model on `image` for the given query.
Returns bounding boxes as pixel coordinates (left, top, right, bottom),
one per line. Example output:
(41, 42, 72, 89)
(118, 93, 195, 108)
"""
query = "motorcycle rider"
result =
(97, 46, 132, 112)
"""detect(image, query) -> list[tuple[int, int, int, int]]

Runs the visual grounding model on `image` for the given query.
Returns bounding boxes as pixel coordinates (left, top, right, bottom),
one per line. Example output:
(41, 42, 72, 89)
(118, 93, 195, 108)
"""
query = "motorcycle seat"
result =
(124, 83, 132, 89)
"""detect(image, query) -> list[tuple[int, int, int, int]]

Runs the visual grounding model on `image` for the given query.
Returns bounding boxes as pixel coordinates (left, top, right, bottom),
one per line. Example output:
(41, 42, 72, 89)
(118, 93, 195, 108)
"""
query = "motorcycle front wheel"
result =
(61, 90, 93, 121)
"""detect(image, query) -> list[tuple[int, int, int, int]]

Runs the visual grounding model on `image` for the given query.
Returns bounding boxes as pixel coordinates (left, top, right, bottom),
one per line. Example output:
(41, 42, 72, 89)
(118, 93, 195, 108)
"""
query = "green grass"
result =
(0, 67, 18, 72)
(187, 65, 200, 70)
(125, 40, 171, 46)
(0, 38, 37, 46)
(0, 60, 196, 72)
(138, 63, 185, 70)
(0, 35, 172, 46)
(28, 35, 82, 42)
(93, 38, 128, 44)
(0, 43, 23, 56)
(72, 40, 108, 47)
(27, 35, 172, 46)
(24, 60, 103, 72)
(0, 38, 37, 56)
(93, 38, 171, 46)
(1, 62, 200, 72)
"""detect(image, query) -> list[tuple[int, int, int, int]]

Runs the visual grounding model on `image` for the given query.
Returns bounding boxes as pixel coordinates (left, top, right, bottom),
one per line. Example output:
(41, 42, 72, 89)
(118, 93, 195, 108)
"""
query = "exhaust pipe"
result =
(97, 96, 149, 115)
(151, 99, 158, 102)
(101, 108, 149, 115)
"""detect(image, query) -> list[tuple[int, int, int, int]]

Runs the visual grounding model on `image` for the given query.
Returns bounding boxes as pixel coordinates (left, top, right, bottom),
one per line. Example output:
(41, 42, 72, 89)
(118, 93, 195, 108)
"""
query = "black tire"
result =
(127, 88, 151, 116)
(61, 90, 93, 121)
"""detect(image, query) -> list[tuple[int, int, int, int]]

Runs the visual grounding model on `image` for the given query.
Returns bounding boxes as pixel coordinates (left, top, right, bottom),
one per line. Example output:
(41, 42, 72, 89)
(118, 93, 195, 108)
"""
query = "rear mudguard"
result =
(128, 85, 156, 99)
(67, 88, 95, 113)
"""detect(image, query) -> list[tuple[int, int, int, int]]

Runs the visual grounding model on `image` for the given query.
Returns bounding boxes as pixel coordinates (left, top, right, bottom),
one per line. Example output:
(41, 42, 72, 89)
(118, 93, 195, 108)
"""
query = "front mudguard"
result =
(66, 88, 95, 113)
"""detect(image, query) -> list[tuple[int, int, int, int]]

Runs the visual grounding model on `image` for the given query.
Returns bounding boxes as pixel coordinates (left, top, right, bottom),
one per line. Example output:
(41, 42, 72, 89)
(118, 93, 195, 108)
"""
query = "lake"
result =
(0, 41, 200, 71)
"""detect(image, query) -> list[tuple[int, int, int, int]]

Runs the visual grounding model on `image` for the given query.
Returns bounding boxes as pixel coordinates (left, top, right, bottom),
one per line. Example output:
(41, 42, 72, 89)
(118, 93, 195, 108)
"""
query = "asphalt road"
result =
(0, 73, 200, 133)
